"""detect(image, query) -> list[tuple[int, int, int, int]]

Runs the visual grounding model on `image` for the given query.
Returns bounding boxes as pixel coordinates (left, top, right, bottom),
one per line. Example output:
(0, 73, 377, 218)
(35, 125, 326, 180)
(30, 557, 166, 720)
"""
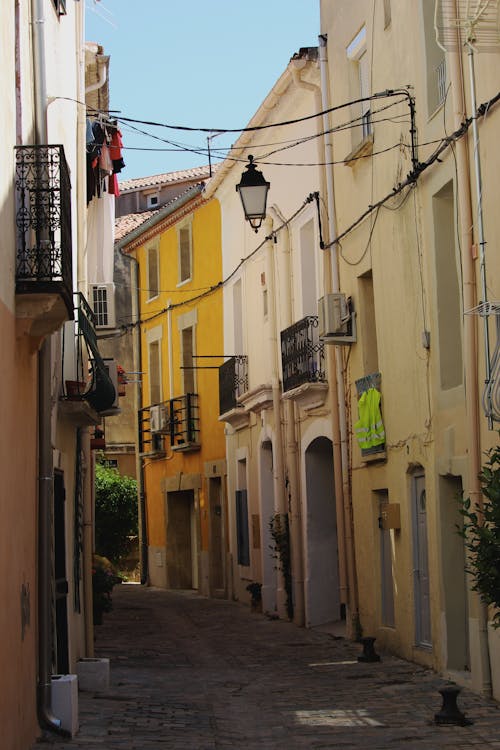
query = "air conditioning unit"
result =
(318, 293, 357, 344)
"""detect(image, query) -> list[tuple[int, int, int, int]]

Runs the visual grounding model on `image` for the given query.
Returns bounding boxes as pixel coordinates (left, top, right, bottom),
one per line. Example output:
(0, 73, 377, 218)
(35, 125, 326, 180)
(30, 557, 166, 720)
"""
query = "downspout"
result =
(290, 58, 348, 607)
(445, 22, 491, 695)
(120, 249, 148, 585)
(31, 0, 64, 734)
(318, 34, 358, 629)
(84, 54, 108, 95)
(263, 217, 292, 619)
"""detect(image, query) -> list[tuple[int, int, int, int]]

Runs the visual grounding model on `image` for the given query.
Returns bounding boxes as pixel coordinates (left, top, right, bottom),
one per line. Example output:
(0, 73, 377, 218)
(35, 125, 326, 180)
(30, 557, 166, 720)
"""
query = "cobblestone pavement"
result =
(35, 583, 500, 749)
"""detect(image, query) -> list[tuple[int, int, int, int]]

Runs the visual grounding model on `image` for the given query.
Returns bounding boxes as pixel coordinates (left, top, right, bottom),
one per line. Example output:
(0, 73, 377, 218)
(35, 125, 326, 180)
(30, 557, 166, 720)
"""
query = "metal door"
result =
(412, 472, 432, 646)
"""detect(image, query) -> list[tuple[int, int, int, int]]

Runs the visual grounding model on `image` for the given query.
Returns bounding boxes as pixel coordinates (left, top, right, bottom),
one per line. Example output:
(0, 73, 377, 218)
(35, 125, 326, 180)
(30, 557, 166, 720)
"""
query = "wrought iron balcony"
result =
(281, 316, 326, 393)
(60, 293, 117, 419)
(15, 145, 73, 332)
(139, 394, 200, 456)
(219, 356, 249, 415)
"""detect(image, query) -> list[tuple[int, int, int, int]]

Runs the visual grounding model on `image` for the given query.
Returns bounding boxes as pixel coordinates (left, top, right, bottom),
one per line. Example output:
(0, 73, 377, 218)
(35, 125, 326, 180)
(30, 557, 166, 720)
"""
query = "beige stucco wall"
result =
(320, 0, 500, 695)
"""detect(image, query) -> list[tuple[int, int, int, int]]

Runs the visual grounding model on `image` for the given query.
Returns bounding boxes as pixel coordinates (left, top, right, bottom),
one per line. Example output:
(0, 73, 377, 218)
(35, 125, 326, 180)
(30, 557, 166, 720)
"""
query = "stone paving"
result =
(35, 583, 500, 749)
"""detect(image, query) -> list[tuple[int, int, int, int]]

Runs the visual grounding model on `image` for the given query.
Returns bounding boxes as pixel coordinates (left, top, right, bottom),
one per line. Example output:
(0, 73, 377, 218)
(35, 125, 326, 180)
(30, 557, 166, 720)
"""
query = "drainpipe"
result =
(263, 217, 292, 618)
(445, 24, 491, 696)
(291, 56, 349, 607)
(318, 34, 358, 628)
(84, 54, 108, 95)
(120, 249, 148, 585)
(31, 0, 65, 734)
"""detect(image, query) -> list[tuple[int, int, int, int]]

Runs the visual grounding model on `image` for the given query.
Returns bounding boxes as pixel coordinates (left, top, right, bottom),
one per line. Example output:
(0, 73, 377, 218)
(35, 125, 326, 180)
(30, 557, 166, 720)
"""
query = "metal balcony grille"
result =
(15, 145, 73, 313)
(281, 316, 326, 393)
(219, 356, 248, 415)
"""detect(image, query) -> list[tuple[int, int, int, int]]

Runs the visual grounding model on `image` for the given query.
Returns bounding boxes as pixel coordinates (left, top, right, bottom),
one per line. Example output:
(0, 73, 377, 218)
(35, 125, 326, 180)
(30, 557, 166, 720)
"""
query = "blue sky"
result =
(85, 0, 320, 179)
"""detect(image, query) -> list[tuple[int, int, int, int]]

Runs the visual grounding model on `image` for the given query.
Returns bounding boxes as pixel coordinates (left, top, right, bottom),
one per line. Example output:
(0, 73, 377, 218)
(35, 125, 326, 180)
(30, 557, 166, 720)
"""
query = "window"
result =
(299, 218, 317, 317)
(147, 243, 159, 300)
(146, 326, 163, 404)
(422, 0, 447, 113)
(178, 223, 192, 284)
(147, 193, 159, 209)
(91, 283, 116, 328)
(235, 489, 250, 566)
(181, 326, 195, 394)
(358, 271, 379, 374)
(433, 181, 462, 389)
(52, 0, 67, 15)
(383, 0, 391, 28)
(347, 26, 372, 144)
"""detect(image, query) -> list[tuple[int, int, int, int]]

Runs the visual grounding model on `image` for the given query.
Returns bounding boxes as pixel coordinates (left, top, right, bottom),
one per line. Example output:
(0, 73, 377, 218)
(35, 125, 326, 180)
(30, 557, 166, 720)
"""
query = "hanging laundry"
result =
(109, 128, 125, 174)
(354, 387, 385, 452)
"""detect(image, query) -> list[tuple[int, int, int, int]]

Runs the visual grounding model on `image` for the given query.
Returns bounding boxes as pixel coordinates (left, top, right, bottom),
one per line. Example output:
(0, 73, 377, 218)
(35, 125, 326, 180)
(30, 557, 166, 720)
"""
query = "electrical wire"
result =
(119, 194, 316, 331)
(323, 89, 500, 250)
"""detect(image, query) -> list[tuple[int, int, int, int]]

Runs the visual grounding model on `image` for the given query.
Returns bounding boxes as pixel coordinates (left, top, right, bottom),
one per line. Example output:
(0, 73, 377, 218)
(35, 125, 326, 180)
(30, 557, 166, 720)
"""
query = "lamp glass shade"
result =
(236, 157, 270, 229)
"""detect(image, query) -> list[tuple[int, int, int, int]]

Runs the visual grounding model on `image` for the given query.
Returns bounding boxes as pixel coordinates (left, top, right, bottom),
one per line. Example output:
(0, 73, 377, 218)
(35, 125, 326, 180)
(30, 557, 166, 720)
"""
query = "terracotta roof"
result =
(115, 209, 159, 241)
(118, 165, 214, 192)
(115, 184, 203, 243)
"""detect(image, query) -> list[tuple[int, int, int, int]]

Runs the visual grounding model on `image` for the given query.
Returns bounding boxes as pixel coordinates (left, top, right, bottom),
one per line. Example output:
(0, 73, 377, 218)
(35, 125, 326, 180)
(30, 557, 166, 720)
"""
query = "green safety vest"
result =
(354, 387, 385, 450)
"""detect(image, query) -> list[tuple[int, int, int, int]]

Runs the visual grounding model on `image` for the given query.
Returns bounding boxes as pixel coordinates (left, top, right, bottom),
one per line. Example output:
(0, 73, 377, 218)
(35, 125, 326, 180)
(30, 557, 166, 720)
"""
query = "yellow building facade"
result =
(120, 187, 228, 596)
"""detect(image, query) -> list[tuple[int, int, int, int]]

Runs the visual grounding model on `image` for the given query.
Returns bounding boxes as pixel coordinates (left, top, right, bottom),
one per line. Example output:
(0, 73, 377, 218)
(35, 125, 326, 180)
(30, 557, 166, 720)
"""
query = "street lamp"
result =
(236, 155, 270, 232)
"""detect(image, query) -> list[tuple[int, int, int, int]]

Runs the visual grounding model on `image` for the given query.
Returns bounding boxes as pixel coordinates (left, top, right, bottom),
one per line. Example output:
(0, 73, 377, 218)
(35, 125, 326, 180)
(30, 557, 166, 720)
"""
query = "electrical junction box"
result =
(379, 503, 401, 530)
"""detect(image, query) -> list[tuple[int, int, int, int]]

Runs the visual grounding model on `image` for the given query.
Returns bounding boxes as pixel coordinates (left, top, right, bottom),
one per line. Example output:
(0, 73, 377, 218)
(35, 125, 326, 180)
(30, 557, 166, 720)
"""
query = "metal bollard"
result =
(357, 636, 381, 662)
(434, 684, 473, 726)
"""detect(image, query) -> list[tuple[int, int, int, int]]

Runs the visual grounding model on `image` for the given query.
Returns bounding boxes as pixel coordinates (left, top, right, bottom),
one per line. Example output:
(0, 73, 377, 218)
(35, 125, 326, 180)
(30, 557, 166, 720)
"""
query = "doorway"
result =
(260, 440, 277, 614)
(54, 470, 69, 674)
(439, 475, 470, 670)
(412, 471, 432, 647)
(166, 490, 196, 589)
(304, 436, 341, 627)
(208, 477, 225, 596)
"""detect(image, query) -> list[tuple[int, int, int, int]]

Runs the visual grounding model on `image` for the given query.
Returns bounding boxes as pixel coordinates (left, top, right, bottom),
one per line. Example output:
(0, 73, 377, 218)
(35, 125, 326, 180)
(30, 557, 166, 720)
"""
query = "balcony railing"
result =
(15, 145, 73, 317)
(139, 393, 200, 455)
(281, 316, 326, 393)
(61, 293, 116, 415)
(219, 356, 248, 415)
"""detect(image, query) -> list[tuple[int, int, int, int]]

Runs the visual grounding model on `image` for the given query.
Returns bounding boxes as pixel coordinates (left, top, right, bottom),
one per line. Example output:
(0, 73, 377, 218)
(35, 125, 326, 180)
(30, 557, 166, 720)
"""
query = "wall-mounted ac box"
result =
(318, 293, 357, 344)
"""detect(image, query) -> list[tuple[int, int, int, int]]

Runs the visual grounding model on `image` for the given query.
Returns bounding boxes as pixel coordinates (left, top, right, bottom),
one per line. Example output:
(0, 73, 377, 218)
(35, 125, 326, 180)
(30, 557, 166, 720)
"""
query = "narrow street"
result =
(36, 583, 500, 749)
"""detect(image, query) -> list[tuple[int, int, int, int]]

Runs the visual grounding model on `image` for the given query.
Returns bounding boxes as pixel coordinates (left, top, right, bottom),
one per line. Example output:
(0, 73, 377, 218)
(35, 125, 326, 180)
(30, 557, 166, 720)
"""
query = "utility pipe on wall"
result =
(318, 34, 358, 626)
(268, 207, 305, 624)
(445, 24, 491, 696)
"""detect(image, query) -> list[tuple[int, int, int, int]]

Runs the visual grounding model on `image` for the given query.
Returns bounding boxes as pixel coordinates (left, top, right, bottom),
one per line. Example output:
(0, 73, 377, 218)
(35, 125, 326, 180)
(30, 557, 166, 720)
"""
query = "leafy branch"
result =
(458, 440, 500, 628)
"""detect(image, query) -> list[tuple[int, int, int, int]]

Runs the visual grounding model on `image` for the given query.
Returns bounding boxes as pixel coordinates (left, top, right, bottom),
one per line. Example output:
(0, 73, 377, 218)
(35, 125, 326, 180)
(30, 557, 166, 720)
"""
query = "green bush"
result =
(459, 440, 500, 627)
(95, 463, 138, 565)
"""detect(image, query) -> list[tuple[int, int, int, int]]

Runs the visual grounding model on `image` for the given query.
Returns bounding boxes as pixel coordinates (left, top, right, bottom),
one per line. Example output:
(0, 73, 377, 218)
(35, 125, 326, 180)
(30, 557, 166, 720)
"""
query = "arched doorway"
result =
(304, 436, 341, 627)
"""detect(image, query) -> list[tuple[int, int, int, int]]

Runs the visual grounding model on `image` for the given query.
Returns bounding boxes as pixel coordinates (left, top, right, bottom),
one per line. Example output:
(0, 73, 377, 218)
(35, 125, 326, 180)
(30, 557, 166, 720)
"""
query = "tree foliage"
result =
(459, 440, 500, 628)
(95, 463, 138, 565)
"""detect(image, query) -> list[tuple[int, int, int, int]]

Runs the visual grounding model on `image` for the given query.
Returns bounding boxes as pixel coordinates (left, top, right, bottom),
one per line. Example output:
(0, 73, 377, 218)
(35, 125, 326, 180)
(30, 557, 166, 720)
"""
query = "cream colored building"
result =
(1, 3, 122, 745)
(320, 0, 500, 699)
(205, 48, 353, 628)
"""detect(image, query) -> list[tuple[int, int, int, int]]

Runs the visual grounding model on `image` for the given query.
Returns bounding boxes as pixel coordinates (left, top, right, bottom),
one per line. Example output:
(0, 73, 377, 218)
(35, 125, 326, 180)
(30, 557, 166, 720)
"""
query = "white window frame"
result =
(146, 240, 160, 301)
(146, 192, 160, 209)
(177, 309, 197, 394)
(146, 325, 163, 405)
(177, 220, 193, 286)
(347, 26, 372, 141)
(90, 283, 116, 329)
